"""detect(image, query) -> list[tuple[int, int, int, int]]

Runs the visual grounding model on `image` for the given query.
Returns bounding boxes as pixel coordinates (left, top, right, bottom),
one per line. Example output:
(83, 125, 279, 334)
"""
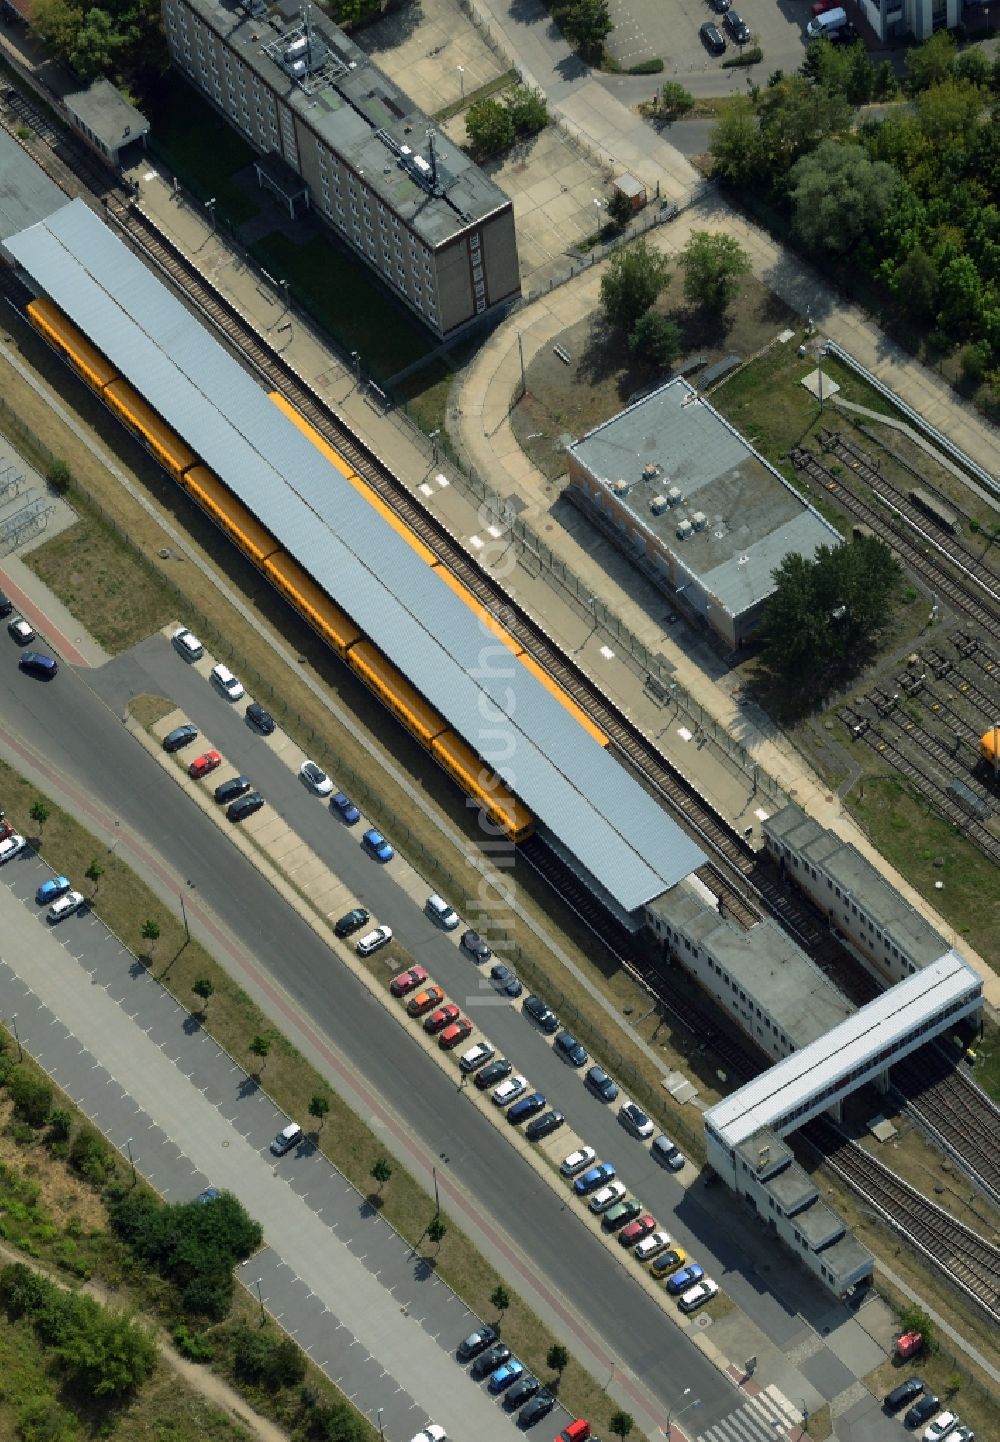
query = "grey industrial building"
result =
(566, 378, 841, 648)
(161, 0, 520, 338)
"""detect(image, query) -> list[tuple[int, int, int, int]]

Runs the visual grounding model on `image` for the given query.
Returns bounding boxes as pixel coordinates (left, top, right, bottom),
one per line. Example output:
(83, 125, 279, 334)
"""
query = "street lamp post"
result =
(377, 1408, 385, 1442)
(8, 1014, 23, 1062)
(665, 1390, 701, 1439)
(125, 1137, 136, 1186)
(350, 349, 361, 380)
(457, 65, 465, 99)
(205, 196, 217, 233)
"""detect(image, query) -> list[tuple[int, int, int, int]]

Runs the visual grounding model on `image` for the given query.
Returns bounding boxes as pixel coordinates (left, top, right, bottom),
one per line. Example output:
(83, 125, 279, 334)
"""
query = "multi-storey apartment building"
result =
(161, 0, 521, 338)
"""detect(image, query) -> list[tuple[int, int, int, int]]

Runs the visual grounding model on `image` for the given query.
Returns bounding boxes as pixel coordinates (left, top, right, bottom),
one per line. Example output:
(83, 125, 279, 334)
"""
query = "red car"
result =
(406, 985, 445, 1018)
(424, 1003, 461, 1034)
(390, 966, 429, 998)
(189, 750, 222, 779)
(558, 1423, 590, 1442)
(618, 1214, 657, 1248)
(439, 1018, 473, 1050)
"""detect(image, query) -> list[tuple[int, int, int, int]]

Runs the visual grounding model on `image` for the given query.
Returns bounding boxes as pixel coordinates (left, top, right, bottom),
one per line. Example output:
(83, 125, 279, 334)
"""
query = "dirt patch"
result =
(0, 1097, 108, 1239)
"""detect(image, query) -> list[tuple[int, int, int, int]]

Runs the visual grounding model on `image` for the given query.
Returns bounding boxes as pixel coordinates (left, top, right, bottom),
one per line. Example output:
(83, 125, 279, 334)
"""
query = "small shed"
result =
(63, 79, 149, 169)
(613, 172, 647, 212)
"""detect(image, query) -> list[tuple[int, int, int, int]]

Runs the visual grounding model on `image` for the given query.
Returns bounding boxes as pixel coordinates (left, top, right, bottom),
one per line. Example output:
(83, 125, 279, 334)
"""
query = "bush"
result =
(722, 44, 762, 67)
(960, 340, 990, 384)
(629, 311, 682, 368)
(0, 1262, 51, 1318)
(306, 1402, 369, 1442)
(46, 1110, 72, 1144)
(505, 86, 548, 135)
(68, 1125, 114, 1184)
(173, 1322, 215, 1361)
(10, 1121, 36, 1146)
(465, 97, 515, 157)
(627, 57, 663, 74)
(9, 1072, 53, 1129)
(232, 1324, 306, 1389)
(46, 459, 73, 495)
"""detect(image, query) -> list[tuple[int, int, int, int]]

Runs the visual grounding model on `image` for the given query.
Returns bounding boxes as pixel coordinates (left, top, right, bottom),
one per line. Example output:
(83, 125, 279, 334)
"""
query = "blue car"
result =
(666, 1263, 704, 1295)
(36, 875, 71, 906)
(574, 1162, 616, 1196)
(489, 1360, 525, 1394)
(331, 792, 361, 825)
(507, 1092, 545, 1126)
(19, 651, 58, 679)
(362, 828, 394, 862)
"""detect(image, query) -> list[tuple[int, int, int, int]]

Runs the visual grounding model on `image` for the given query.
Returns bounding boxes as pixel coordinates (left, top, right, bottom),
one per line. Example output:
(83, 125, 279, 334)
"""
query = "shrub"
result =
(306, 1402, 369, 1442)
(722, 44, 762, 67)
(46, 1110, 72, 1144)
(173, 1322, 215, 1361)
(0, 1261, 51, 1318)
(68, 1125, 114, 1183)
(46, 459, 73, 494)
(465, 97, 515, 157)
(505, 85, 548, 135)
(232, 1324, 306, 1388)
(9, 1072, 53, 1129)
(10, 1121, 36, 1146)
(627, 57, 663, 74)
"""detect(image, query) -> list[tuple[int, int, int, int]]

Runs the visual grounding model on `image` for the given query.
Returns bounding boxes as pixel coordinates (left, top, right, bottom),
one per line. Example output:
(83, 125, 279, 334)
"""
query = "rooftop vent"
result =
(642, 462, 658, 483)
(691, 511, 708, 531)
(650, 495, 669, 516)
(676, 518, 694, 541)
(285, 34, 308, 61)
(612, 478, 629, 495)
(666, 486, 682, 506)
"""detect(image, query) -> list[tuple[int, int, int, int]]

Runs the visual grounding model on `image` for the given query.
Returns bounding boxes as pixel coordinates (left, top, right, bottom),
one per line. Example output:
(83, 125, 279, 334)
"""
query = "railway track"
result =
(880, 713, 995, 814)
(892, 1047, 1000, 1206)
(805, 1117, 1000, 1322)
(791, 447, 1000, 629)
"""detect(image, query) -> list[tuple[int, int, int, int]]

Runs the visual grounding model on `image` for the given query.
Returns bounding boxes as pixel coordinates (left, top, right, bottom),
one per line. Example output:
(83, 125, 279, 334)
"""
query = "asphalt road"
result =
(0, 631, 757, 1434)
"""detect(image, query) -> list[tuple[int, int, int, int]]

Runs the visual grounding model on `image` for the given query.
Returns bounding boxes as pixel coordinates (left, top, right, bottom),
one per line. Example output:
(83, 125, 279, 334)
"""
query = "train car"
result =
(909, 487, 959, 534)
(261, 552, 363, 656)
(27, 297, 120, 395)
(430, 730, 535, 842)
(517, 653, 608, 748)
(268, 391, 438, 566)
(345, 640, 449, 748)
(102, 378, 199, 481)
(981, 726, 1000, 768)
(183, 465, 281, 568)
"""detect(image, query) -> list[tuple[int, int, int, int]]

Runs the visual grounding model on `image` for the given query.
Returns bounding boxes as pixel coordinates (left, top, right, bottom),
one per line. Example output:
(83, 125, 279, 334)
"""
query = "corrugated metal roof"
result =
(7, 199, 706, 910)
(705, 951, 982, 1149)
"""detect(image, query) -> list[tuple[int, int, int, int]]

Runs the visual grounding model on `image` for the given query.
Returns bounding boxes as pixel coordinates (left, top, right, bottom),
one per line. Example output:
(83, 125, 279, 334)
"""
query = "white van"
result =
(807, 6, 847, 34)
(270, 1122, 302, 1156)
(172, 626, 204, 661)
(356, 925, 392, 957)
(426, 893, 459, 930)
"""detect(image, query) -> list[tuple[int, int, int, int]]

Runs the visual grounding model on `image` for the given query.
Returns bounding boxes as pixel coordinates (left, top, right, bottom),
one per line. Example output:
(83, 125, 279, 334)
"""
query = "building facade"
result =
(161, 0, 520, 338)
(857, 0, 960, 42)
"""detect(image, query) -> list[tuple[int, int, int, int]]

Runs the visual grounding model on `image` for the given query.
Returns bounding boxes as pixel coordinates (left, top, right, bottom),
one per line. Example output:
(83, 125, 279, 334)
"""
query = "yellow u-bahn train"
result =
(27, 296, 607, 842)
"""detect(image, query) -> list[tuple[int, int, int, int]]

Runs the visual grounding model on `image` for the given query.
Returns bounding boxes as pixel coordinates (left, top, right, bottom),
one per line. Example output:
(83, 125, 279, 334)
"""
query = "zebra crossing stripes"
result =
(697, 1386, 803, 1442)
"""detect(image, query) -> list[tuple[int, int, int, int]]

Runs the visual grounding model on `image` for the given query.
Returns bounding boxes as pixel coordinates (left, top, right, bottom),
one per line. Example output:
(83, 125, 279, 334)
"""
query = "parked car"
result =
(652, 1135, 685, 1171)
(270, 1122, 302, 1156)
(618, 1214, 657, 1248)
(491, 963, 523, 997)
(517, 1391, 555, 1427)
(210, 663, 244, 700)
(407, 986, 445, 1018)
(0, 833, 26, 864)
(634, 1229, 672, 1262)
(666, 1264, 705, 1295)
(47, 890, 84, 923)
(504, 1374, 541, 1410)
(456, 1325, 498, 1362)
(362, 828, 394, 862)
(724, 9, 751, 41)
(885, 1379, 925, 1413)
(492, 1075, 528, 1107)
(36, 875, 71, 905)
(7, 616, 34, 644)
(558, 1420, 590, 1442)
(708, 0, 730, 11)
(19, 651, 57, 679)
(923, 1415, 960, 1442)
(650, 1248, 687, 1278)
(189, 750, 223, 779)
(470, 1343, 511, 1381)
(574, 1163, 617, 1196)
(214, 774, 252, 804)
(904, 1397, 941, 1430)
(0, 588, 11, 618)
(507, 1092, 546, 1125)
(171, 626, 203, 660)
(619, 1103, 655, 1139)
(439, 1018, 473, 1050)
(679, 1279, 719, 1313)
(554, 1030, 588, 1067)
(475, 1058, 512, 1089)
(331, 791, 360, 824)
(356, 926, 393, 957)
(390, 966, 428, 997)
(300, 760, 334, 796)
(525, 1109, 564, 1142)
(602, 1199, 642, 1232)
(227, 791, 264, 823)
(699, 19, 726, 52)
(560, 1146, 597, 1177)
(489, 1360, 525, 1394)
(424, 1003, 461, 1035)
(585, 1066, 618, 1102)
(588, 1181, 627, 1214)
(461, 929, 491, 962)
(410, 1428, 446, 1442)
(163, 723, 199, 753)
(335, 908, 370, 938)
(245, 701, 275, 734)
(460, 1042, 496, 1074)
(949, 1425, 974, 1442)
(522, 995, 559, 1033)
(427, 893, 459, 929)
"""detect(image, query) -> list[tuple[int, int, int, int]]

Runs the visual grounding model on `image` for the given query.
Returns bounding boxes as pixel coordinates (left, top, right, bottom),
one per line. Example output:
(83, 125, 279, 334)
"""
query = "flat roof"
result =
(8, 199, 706, 912)
(820, 1233, 875, 1286)
(567, 378, 841, 620)
(175, 0, 510, 249)
(706, 950, 983, 1150)
(764, 1164, 817, 1215)
(64, 79, 150, 150)
(764, 804, 948, 967)
(0, 129, 66, 257)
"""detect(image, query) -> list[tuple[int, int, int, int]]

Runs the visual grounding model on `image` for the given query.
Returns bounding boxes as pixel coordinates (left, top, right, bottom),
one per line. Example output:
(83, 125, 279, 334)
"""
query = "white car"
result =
(410, 1428, 447, 1442)
(356, 926, 392, 957)
(8, 617, 34, 644)
(619, 1102, 655, 1139)
(634, 1229, 672, 1262)
(588, 1180, 627, 1214)
(300, 759, 334, 796)
(47, 890, 84, 923)
(211, 663, 245, 701)
(560, 1146, 597, 1178)
(171, 626, 203, 660)
(678, 1278, 719, 1312)
(923, 1414, 960, 1442)
(0, 833, 26, 864)
(426, 893, 459, 929)
(492, 1074, 527, 1107)
(459, 1042, 495, 1074)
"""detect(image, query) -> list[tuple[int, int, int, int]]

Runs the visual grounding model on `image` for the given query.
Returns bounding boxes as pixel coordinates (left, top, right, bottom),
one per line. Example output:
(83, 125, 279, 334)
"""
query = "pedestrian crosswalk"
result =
(697, 1386, 803, 1442)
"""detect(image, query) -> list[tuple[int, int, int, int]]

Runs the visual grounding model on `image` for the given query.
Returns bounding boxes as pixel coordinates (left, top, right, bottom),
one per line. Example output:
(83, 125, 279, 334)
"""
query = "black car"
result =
(554, 1030, 588, 1067)
(523, 995, 559, 1034)
(246, 701, 276, 735)
(708, 0, 730, 11)
(19, 651, 57, 678)
(214, 774, 252, 805)
(491, 963, 523, 997)
(904, 1395, 940, 1428)
(504, 1374, 541, 1410)
(0, 589, 11, 618)
(585, 1065, 619, 1102)
(461, 929, 491, 962)
(525, 1109, 564, 1142)
(724, 9, 751, 41)
(457, 1324, 499, 1362)
(700, 20, 726, 52)
(518, 1391, 555, 1428)
(227, 791, 265, 823)
(163, 723, 199, 753)
(829, 21, 859, 43)
(475, 1058, 513, 1090)
(471, 1342, 511, 1380)
(885, 1378, 925, 1413)
(334, 907, 370, 938)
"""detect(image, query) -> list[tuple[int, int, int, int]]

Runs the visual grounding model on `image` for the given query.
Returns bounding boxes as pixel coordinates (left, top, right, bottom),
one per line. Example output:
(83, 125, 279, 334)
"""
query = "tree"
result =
(629, 311, 682, 369)
(955, 46, 990, 88)
(9, 1070, 53, 1128)
(756, 75, 852, 169)
(915, 77, 985, 144)
(899, 1304, 935, 1353)
(889, 247, 939, 324)
(192, 977, 214, 1013)
(679, 231, 751, 313)
(140, 919, 160, 957)
(54, 1299, 157, 1396)
(600, 238, 670, 332)
(607, 187, 633, 230)
(490, 1284, 511, 1321)
(85, 859, 104, 895)
(552, 0, 613, 63)
(658, 81, 694, 119)
(609, 1413, 634, 1440)
(47, 1108, 72, 1143)
(904, 30, 956, 93)
(465, 98, 515, 158)
(426, 1215, 447, 1249)
(789, 141, 900, 256)
(249, 1035, 271, 1074)
(29, 0, 83, 62)
(546, 1342, 569, 1377)
(69, 7, 128, 83)
(709, 97, 767, 184)
(29, 800, 50, 835)
(506, 86, 548, 135)
(46, 458, 73, 494)
(370, 1156, 392, 1191)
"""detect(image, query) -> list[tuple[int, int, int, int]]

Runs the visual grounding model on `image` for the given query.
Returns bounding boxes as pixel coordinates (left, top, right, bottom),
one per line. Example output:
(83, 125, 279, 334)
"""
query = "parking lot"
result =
(607, 0, 820, 81)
